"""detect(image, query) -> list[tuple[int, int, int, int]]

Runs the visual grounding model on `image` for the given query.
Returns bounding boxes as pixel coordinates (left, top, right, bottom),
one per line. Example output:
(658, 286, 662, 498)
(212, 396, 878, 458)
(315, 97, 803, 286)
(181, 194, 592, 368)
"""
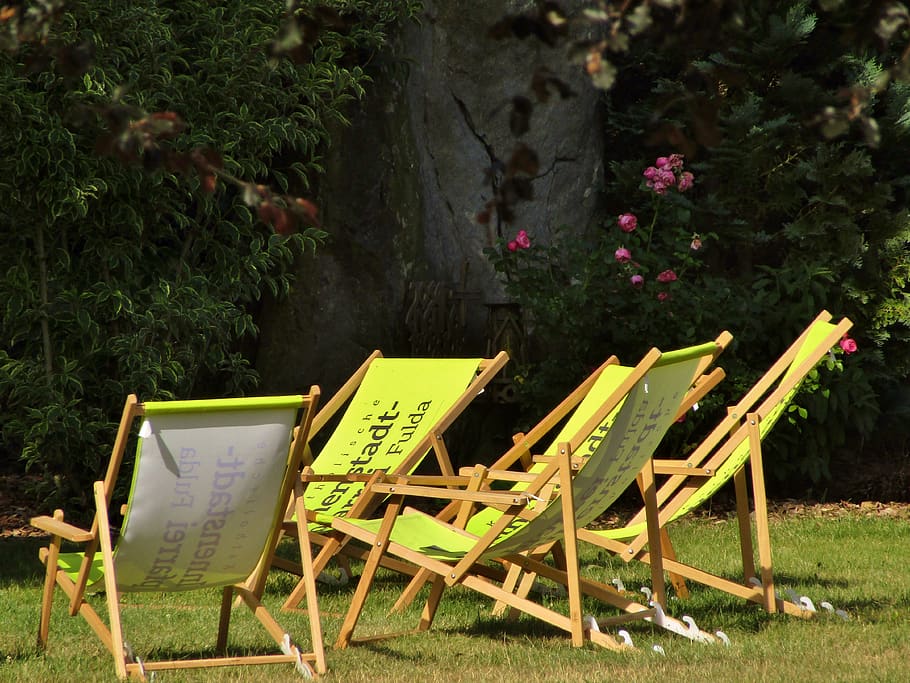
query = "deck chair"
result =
(30, 391, 326, 679)
(389, 331, 731, 614)
(331, 341, 726, 651)
(579, 311, 853, 616)
(275, 352, 508, 610)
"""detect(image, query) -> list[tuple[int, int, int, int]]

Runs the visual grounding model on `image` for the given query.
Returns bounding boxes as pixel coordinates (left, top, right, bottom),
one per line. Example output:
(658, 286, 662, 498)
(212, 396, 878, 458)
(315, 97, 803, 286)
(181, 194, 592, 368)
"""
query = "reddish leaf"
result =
(507, 143, 540, 177)
(509, 96, 533, 136)
(294, 197, 320, 225)
(272, 208, 294, 235)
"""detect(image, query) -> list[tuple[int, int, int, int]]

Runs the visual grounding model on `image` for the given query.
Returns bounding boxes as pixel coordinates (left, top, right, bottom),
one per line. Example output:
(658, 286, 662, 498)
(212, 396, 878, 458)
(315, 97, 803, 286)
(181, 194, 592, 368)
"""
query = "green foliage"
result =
(0, 0, 414, 510)
(492, 0, 910, 489)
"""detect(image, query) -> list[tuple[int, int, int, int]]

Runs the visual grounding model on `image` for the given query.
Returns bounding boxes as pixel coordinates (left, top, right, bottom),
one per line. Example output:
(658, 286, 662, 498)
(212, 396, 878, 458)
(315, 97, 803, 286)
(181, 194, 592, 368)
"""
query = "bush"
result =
(0, 0, 416, 510)
(489, 1, 910, 491)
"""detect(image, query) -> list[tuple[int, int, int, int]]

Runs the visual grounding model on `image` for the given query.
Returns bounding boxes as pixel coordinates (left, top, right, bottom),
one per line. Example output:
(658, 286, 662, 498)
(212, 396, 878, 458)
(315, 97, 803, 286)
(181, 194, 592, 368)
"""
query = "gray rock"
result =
(255, 0, 603, 395)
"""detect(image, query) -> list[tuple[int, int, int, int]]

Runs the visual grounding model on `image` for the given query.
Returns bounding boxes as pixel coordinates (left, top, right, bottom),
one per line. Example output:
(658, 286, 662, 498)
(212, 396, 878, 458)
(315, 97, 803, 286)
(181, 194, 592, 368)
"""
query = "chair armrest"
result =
(369, 482, 533, 507)
(531, 454, 584, 469)
(30, 515, 93, 543)
(300, 472, 375, 483)
(651, 460, 714, 476)
(456, 466, 541, 483)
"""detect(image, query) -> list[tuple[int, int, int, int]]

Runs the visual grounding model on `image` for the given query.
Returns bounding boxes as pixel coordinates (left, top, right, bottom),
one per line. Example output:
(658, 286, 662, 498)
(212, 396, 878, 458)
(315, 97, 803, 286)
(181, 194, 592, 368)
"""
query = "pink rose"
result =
(507, 241, 518, 252)
(630, 274, 644, 288)
(666, 153, 684, 169)
(515, 229, 531, 249)
(614, 247, 631, 263)
(645, 168, 677, 194)
(690, 235, 702, 251)
(657, 291, 671, 302)
(618, 213, 638, 232)
(839, 336, 858, 354)
(678, 171, 694, 192)
(656, 269, 678, 283)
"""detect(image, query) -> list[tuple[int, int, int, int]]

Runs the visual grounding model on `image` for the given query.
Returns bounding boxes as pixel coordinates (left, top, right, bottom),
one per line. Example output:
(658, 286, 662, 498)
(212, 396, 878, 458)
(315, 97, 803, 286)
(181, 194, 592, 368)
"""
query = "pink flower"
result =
(630, 274, 644, 288)
(657, 291, 671, 302)
(614, 247, 631, 263)
(678, 171, 695, 192)
(618, 213, 637, 232)
(644, 167, 677, 194)
(690, 235, 702, 251)
(839, 335, 858, 354)
(655, 154, 684, 170)
(656, 269, 678, 283)
(507, 241, 518, 252)
(514, 229, 531, 249)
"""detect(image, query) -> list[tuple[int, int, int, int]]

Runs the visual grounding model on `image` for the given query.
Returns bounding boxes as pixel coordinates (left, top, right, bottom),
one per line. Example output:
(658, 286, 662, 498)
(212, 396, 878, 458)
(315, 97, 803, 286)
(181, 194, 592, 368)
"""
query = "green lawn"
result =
(2, 505, 909, 682)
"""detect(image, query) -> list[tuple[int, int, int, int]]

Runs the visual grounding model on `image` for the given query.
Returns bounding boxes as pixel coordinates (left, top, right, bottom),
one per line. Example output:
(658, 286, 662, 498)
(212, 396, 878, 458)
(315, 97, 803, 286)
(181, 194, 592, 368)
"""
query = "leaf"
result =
(589, 59, 617, 90)
(506, 143, 540, 177)
(509, 96, 533, 136)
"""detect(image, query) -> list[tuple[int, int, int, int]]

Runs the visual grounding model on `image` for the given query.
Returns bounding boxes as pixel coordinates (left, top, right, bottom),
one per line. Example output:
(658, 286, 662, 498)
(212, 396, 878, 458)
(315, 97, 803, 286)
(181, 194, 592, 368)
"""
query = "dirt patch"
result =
(0, 474, 47, 538)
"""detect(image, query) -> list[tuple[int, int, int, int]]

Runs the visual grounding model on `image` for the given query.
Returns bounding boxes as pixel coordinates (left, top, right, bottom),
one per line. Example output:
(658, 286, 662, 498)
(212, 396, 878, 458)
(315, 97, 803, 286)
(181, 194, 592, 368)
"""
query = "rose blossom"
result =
(678, 171, 695, 192)
(656, 269, 678, 283)
(839, 335, 858, 354)
(618, 213, 638, 232)
(514, 229, 531, 249)
(614, 247, 631, 263)
(507, 241, 518, 252)
(630, 274, 644, 288)
(657, 291, 671, 302)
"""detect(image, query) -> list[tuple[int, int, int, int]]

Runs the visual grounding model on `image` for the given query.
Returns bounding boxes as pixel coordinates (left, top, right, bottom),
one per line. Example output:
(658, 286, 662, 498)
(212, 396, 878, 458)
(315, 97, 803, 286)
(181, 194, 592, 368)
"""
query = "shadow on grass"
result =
(0, 536, 47, 587)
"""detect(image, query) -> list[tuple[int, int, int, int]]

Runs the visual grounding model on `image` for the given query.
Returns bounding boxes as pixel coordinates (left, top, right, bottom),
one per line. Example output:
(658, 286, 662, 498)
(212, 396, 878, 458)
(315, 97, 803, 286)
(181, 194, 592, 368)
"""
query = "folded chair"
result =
(31, 391, 326, 679)
(275, 352, 508, 610)
(580, 311, 853, 616)
(331, 341, 727, 651)
(390, 332, 730, 614)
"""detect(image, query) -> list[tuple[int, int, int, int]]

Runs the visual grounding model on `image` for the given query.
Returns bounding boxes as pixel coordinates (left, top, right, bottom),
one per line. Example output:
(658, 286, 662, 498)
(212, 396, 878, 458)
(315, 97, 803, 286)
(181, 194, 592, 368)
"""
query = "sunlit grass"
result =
(2, 507, 909, 682)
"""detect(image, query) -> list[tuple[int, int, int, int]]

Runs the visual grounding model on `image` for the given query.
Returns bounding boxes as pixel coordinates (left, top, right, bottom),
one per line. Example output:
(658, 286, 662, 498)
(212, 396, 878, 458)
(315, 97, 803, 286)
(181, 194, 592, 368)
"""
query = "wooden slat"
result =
(29, 516, 93, 543)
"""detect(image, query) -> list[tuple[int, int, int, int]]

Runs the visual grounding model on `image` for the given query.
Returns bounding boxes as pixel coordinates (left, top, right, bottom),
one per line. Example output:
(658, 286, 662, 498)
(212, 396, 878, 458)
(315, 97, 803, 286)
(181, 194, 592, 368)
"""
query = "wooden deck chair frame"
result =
(329, 342, 727, 651)
(580, 311, 853, 617)
(276, 351, 509, 610)
(392, 331, 731, 614)
(31, 391, 326, 680)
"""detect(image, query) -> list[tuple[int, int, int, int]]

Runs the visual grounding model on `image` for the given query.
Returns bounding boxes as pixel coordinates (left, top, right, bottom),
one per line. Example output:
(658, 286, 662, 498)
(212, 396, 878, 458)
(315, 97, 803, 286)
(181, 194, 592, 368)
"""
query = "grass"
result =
(2, 505, 910, 682)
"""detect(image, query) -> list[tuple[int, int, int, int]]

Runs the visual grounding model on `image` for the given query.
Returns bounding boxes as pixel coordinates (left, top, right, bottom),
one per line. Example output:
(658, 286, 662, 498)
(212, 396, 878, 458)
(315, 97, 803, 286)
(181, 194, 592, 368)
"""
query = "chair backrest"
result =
(481, 342, 720, 559)
(666, 314, 852, 520)
(113, 396, 308, 592)
(462, 362, 634, 535)
(306, 357, 503, 520)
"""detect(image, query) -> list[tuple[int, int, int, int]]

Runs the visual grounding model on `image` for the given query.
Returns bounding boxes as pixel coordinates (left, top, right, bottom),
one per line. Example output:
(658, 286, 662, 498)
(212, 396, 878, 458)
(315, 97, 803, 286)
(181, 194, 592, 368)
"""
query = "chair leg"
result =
(505, 565, 543, 621)
(335, 497, 404, 649)
(293, 487, 328, 674)
(37, 511, 64, 649)
(640, 461, 667, 607)
(216, 586, 234, 654)
(334, 543, 383, 649)
(747, 414, 776, 613)
(658, 528, 690, 599)
(417, 576, 446, 631)
(733, 466, 757, 581)
(492, 561, 529, 618)
(553, 443, 585, 647)
(392, 567, 433, 613)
